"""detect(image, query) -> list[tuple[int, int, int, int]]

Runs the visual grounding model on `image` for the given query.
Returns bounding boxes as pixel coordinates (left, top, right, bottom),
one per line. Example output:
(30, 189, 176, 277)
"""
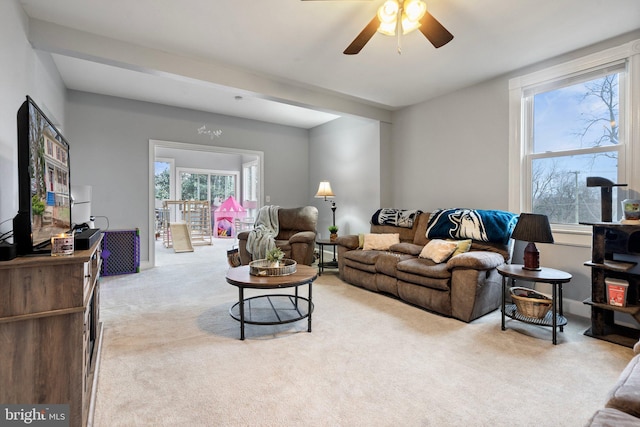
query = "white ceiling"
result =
(19, 0, 640, 129)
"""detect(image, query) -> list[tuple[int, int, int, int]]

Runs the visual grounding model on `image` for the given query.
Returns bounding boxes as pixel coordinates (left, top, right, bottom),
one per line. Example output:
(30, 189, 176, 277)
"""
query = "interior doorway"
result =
(148, 139, 263, 267)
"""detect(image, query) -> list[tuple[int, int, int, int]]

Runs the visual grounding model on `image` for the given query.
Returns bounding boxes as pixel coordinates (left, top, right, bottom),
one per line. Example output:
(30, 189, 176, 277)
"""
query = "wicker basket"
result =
(510, 287, 552, 319)
(249, 258, 297, 276)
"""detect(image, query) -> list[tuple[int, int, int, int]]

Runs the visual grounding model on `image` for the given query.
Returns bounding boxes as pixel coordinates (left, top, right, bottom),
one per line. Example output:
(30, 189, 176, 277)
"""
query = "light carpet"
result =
(93, 239, 633, 426)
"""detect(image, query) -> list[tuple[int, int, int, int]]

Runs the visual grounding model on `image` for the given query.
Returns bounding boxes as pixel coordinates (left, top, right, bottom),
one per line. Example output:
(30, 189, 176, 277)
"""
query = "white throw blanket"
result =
(246, 205, 280, 260)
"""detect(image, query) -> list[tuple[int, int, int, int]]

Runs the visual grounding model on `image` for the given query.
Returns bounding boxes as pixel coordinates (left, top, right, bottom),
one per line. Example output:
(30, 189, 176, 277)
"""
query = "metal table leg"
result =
(501, 276, 507, 331)
(308, 282, 313, 332)
(239, 287, 245, 341)
(552, 282, 557, 345)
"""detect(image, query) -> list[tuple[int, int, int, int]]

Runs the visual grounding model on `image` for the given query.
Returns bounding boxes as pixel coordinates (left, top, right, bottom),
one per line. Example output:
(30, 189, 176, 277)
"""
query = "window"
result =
(527, 68, 624, 224)
(509, 39, 640, 245)
(176, 167, 238, 210)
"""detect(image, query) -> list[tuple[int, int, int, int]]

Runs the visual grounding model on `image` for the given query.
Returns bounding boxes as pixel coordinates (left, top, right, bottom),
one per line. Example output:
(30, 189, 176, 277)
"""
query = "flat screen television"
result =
(13, 96, 72, 255)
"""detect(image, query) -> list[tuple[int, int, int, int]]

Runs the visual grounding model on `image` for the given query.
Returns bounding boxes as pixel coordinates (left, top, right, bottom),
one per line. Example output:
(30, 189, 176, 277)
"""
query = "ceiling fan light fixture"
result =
(401, 16, 421, 34)
(401, 0, 426, 34)
(377, 21, 397, 36)
(377, 0, 399, 35)
(342, 0, 452, 55)
(377, 0, 399, 23)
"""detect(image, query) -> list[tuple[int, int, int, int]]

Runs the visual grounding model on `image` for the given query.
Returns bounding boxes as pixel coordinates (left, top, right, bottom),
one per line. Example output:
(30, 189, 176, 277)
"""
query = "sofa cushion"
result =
(344, 250, 381, 273)
(396, 271, 450, 291)
(606, 354, 640, 418)
(376, 252, 414, 276)
(397, 258, 451, 279)
(420, 239, 458, 263)
(412, 212, 431, 246)
(397, 258, 452, 291)
(446, 251, 506, 271)
(389, 242, 423, 256)
(363, 233, 400, 250)
(586, 407, 640, 427)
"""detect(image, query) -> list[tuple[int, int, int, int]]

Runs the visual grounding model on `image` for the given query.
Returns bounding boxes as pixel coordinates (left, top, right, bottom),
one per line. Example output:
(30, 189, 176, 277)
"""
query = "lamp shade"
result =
(511, 213, 554, 244)
(315, 181, 335, 199)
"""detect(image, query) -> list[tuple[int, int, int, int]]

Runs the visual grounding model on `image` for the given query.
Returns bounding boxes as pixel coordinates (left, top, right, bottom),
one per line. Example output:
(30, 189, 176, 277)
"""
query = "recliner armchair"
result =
(237, 206, 318, 266)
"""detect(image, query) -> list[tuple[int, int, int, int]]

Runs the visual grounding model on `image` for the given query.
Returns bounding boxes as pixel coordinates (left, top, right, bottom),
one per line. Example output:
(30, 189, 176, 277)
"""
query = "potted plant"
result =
(328, 225, 339, 242)
(266, 247, 285, 267)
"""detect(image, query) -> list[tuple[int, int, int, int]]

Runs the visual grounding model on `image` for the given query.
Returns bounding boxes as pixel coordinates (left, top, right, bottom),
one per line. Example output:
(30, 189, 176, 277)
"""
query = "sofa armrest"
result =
(446, 251, 505, 271)
(335, 235, 359, 250)
(288, 231, 316, 244)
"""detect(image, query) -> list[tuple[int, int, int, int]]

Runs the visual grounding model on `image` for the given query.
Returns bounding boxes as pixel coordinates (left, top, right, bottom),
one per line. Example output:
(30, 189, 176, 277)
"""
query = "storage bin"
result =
(606, 278, 629, 307)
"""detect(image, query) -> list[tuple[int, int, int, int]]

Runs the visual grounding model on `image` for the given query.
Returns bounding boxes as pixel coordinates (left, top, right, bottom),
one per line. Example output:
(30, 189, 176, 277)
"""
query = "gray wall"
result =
(0, 0, 66, 242)
(66, 91, 311, 263)
(309, 117, 382, 238)
(390, 30, 640, 318)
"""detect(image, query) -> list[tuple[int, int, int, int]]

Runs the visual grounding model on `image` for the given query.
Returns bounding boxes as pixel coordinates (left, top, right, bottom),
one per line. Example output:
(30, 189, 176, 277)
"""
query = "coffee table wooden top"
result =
(226, 265, 318, 289)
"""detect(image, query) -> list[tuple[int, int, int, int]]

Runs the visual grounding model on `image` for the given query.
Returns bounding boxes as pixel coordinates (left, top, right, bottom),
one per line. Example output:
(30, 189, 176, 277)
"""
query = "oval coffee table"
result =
(226, 265, 318, 340)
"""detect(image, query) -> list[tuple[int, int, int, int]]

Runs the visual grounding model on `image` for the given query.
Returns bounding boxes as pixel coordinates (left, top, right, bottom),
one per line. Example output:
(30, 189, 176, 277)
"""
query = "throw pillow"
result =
(362, 233, 400, 251)
(358, 233, 365, 249)
(449, 239, 472, 257)
(419, 239, 458, 263)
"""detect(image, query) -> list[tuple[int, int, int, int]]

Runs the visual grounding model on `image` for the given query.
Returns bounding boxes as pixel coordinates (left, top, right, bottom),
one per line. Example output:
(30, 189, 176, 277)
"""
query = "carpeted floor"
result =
(93, 239, 633, 426)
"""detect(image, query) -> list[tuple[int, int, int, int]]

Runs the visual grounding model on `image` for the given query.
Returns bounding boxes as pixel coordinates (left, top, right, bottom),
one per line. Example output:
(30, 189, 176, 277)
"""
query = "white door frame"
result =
(148, 139, 264, 267)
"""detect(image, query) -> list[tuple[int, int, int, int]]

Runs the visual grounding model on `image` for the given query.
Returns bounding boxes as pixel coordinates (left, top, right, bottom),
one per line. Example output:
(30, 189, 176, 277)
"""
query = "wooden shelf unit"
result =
(0, 237, 103, 427)
(582, 222, 640, 348)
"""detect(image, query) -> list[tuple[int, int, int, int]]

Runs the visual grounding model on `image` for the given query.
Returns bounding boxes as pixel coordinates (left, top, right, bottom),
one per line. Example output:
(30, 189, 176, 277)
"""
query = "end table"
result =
(316, 239, 338, 275)
(497, 264, 572, 345)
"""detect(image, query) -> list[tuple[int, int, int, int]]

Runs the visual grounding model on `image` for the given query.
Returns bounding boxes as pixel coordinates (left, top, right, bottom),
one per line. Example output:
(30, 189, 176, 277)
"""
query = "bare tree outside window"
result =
(530, 71, 622, 224)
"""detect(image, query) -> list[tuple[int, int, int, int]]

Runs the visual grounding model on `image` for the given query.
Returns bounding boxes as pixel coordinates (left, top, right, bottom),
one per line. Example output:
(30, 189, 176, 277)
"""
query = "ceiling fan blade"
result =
(343, 15, 380, 55)
(418, 10, 453, 48)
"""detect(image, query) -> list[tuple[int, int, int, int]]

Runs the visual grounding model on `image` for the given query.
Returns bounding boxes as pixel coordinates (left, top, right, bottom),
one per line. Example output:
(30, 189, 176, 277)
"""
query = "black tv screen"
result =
(13, 96, 72, 255)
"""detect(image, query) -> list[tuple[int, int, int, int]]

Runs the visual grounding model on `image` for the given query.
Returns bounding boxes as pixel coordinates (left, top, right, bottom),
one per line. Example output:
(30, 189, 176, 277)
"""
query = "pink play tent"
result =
(214, 196, 246, 238)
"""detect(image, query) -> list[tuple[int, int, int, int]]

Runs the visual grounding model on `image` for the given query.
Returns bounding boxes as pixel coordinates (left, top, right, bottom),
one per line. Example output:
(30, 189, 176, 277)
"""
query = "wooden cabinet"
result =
(0, 237, 103, 427)
(583, 222, 640, 348)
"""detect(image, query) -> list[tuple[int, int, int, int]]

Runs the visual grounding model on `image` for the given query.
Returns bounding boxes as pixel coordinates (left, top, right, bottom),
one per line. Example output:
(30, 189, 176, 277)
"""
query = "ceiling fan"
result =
(303, 0, 453, 55)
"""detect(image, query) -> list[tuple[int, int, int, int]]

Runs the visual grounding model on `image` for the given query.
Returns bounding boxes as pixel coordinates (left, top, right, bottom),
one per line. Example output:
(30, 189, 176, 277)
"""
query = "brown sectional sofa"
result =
(587, 341, 640, 426)
(335, 211, 513, 322)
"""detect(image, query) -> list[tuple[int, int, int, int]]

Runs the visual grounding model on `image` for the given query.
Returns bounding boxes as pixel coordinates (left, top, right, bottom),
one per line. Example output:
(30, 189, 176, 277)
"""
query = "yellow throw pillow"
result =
(419, 239, 458, 263)
(449, 239, 472, 257)
(362, 233, 400, 251)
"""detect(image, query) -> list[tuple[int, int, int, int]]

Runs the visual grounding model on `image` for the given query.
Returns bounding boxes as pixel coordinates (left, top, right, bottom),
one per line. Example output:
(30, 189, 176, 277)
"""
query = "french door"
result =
(176, 168, 239, 209)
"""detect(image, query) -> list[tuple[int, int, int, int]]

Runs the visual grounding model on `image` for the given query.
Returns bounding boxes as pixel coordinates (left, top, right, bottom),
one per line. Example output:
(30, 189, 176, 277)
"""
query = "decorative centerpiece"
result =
(328, 225, 339, 242)
(249, 247, 297, 276)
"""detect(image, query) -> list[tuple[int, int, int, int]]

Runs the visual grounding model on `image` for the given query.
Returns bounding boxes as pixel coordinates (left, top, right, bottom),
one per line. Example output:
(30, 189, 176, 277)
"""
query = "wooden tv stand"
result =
(0, 236, 103, 427)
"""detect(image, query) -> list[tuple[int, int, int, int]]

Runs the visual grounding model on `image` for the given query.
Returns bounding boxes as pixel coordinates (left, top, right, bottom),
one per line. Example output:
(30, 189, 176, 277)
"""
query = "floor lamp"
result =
(315, 181, 337, 264)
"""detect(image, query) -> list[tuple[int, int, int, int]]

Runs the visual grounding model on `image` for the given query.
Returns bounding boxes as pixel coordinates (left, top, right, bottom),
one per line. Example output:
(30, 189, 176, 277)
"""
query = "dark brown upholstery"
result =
(237, 206, 318, 266)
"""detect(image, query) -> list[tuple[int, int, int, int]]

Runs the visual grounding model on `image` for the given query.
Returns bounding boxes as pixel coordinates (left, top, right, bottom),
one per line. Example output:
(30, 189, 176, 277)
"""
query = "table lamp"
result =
(511, 213, 554, 271)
